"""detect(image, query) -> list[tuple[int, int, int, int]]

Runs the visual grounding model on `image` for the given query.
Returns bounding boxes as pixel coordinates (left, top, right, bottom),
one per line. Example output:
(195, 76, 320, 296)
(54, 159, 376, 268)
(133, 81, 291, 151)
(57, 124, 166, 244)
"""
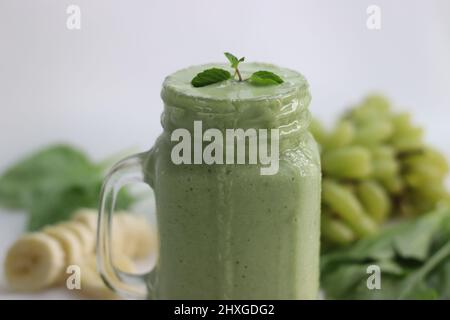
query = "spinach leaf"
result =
(393, 214, 442, 261)
(321, 207, 450, 300)
(0, 144, 134, 230)
(0, 145, 98, 209)
(397, 240, 450, 299)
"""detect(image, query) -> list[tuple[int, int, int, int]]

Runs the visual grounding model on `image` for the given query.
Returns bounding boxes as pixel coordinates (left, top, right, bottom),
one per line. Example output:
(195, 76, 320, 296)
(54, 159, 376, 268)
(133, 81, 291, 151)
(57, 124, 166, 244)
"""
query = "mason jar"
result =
(97, 63, 321, 300)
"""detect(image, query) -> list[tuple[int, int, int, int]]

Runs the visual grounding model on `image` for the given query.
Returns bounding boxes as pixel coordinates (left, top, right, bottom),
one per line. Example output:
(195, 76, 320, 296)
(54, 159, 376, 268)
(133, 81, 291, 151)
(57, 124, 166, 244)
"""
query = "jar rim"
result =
(161, 62, 310, 109)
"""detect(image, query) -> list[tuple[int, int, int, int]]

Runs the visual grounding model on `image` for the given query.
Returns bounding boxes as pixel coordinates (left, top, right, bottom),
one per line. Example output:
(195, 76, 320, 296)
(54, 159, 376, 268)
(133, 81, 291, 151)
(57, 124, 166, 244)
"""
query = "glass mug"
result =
(97, 63, 321, 299)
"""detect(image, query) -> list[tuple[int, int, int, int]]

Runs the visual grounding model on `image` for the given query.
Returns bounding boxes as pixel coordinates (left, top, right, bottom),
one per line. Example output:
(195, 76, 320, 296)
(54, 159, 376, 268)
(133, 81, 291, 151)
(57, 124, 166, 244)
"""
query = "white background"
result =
(0, 0, 449, 299)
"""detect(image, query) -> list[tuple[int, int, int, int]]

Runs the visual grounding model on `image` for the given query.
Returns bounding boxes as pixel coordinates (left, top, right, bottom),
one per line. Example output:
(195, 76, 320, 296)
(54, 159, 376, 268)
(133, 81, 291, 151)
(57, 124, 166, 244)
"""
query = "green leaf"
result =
(321, 207, 450, 300)
(398, 240, 450, 299)
(427, 260, 450, 299)
(0, 145, 98, 209)
(321, 264, 367, 299)
(224, 52, 238, 66)
(224, 52, 244, 69)
(26, 182, 133, 231)
(0, 144, 135, 230)
(191, 68, 231, 87)
(248, 70, 284, 86)
(393, 211, 445, 261)
(27, 183, 100, 231)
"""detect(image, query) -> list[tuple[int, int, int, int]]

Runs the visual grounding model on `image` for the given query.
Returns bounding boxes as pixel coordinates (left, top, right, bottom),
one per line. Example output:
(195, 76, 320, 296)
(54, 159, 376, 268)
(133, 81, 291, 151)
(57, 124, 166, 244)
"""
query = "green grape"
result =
(347, 95, 390, 126)
(361, 95, 391, 113)
(356, 181, 391, 223)
(414, 183, 448, 204)
(322, 179, 378, 237)
(318, 94, 450, 246)
(349, 107, 379, 125)
(403, 148, 449, 175)
(353, 120, 394, 145)
(391, 113, 413, 133)
(391, 127, 423, 152)
(407, 192, 438, 215)
(404, 164, 446, 187)
(321, 213, 356, 246)
(390, 113, 424, 153)
(322, 146, 372, 179)
(323, 120, 354, 150)
(379, 174, 404, 195)
(425, 148, 449, 173)
(309, 118, 328, 146)
(370, 145, 396, 161)
(372, 159, 399, 180)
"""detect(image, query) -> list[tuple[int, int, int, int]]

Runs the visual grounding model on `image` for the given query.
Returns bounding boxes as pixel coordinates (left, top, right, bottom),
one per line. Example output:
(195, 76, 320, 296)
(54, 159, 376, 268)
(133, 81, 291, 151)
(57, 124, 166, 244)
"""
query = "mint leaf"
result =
(224, 52, 238, 67)
(249, 70, 284, 86)
(224, 52, 245, 81)
(192, 54, 283, 86)
(191, 68, 231, 87)
(224, 52, 244, 69)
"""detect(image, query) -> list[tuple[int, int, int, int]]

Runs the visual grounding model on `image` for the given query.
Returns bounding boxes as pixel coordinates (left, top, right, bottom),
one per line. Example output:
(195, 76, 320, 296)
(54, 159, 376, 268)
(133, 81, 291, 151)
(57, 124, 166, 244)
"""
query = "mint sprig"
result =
(191, 52, 284, 88)
(224, 52, 245, 81)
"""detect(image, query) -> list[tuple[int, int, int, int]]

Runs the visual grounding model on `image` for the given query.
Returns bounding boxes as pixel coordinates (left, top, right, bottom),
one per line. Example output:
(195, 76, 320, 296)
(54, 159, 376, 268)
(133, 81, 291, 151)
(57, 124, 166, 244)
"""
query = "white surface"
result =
(0, 0, 450, 299)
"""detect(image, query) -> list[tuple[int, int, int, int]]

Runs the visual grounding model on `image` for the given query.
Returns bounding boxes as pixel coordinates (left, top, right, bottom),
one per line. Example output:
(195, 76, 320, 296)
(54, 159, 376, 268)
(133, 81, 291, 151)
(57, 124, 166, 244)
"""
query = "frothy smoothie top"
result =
(162, 62, 309, 102)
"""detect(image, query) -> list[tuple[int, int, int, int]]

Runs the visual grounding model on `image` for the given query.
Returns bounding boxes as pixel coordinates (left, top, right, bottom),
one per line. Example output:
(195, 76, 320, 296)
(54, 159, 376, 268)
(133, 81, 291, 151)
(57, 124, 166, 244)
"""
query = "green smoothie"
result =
(144, 63, 321, 299)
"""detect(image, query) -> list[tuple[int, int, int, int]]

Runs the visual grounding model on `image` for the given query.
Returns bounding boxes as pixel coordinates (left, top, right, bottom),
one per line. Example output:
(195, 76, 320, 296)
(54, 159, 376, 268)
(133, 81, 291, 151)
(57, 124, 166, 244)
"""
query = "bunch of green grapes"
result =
(310, 95, 450, 247)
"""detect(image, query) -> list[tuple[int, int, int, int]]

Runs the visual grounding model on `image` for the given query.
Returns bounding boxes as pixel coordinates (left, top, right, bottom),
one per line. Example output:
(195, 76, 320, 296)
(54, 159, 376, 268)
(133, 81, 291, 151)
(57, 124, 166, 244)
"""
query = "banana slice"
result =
(72, 208, 124, 255)
(61, 221, 96, 254)
(113, 213, 137, 257)
(115, 213, 156, 258)
(79, 254, 135, 299)
(133, 218, 157, 259)
(43, 225, 84, 267)
(71, 208, 155, 258)
(111, 218, 127, 257)
(72, 208, 98, 232)
(4, 233, 65, 291)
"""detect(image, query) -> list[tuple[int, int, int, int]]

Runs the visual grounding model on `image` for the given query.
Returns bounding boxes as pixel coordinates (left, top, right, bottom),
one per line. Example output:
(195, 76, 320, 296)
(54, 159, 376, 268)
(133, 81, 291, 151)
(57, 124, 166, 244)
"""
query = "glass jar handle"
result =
(96, 152, 156, 299)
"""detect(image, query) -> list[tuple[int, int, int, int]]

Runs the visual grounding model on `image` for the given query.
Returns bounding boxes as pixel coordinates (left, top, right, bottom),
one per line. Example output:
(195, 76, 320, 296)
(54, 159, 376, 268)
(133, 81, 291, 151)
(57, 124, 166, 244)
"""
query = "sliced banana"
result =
(61, 221, 96, 254)
(72, 208, 156, 258)
(4, 233, 65, 291)
(113, 213, 137, 257)
(132, 218, 157, 259)
(72, 208, 98, 232)
(79, 254, 135, 300)
(43, 225, 84, 277)
(135, 222, 158, 259)
(115, 213, 156, 258)
(111, 218, 127, 257)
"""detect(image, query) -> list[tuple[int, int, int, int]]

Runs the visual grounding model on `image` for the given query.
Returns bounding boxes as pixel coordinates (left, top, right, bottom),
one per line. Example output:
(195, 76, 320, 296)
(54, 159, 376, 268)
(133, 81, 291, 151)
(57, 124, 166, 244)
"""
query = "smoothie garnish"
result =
(224, 52, 245, 81)
(191, 52, 284, 87)
(248, 70, 284, 86)
(190, 68, 231, 88)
